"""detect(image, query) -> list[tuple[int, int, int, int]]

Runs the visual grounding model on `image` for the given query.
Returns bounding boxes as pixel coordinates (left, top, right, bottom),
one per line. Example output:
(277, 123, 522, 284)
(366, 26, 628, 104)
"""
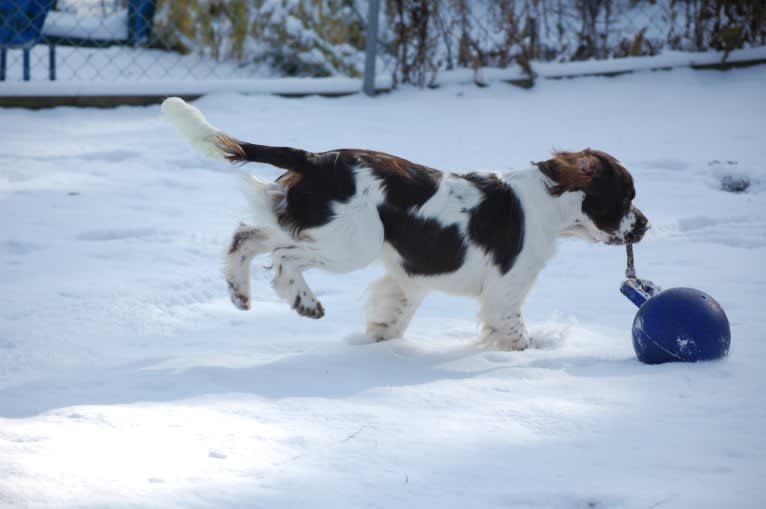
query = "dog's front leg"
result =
(365, 275, 424, 341)
(478, 274, 535, 351)
(479, 313, 530, 351)
(478, 293, 530, 351)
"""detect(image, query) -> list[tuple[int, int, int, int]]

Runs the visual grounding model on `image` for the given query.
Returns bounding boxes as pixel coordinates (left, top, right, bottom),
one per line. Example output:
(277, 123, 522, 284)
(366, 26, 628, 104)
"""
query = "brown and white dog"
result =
(162, 97, 648, 350)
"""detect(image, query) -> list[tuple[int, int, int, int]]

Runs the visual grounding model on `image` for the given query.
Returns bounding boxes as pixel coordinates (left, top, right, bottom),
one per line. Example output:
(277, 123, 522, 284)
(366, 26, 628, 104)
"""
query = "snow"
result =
(1, 66, 765, 508)
(1, 45, 763, 97)
(0, 75, 394, 98)
(435, 47, 766, 86)
(42, 9, 129, 41)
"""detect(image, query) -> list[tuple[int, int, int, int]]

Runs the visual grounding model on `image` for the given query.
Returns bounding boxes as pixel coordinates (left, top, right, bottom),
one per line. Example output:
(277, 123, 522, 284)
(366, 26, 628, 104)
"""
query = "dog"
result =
(162, 97, 648, 350)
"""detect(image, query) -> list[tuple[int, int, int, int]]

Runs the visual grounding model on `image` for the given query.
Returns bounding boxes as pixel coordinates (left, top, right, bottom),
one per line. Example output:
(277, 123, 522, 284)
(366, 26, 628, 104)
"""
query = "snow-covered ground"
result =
(1, 67, 764, 508)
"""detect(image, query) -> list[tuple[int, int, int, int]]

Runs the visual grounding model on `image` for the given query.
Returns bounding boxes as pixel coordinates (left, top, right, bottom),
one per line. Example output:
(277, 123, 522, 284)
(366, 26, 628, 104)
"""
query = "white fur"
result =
(615, 208, 641, 240)
(162, 97, 230, 159)
(302, 169, 386, 273)
(365, 275, 425, 341)
(236, 171, 286, 232)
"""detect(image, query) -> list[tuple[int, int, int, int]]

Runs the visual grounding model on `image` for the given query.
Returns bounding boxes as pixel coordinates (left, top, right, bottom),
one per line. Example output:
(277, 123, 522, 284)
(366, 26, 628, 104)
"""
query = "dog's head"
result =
(535, 149, 649, 245)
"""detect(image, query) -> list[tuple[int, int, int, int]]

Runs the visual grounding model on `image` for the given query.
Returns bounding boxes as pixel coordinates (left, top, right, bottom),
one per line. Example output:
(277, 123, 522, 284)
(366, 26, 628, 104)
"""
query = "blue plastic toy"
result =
(620, 245, 731, 364)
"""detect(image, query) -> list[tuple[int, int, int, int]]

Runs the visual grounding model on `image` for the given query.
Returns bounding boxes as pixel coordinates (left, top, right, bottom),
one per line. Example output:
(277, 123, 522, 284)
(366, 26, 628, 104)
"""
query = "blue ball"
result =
(632, 287, 731, 364)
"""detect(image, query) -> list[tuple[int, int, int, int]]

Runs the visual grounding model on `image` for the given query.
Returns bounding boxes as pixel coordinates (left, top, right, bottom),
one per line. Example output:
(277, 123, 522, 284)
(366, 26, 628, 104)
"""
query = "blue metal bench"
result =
(0, 0, 54, 80)
(1, 0, 156, 81)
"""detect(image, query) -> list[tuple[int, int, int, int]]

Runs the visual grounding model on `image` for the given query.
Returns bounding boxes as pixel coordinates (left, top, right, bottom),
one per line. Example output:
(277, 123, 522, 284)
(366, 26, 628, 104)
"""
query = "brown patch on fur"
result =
(535, 149, 627, 196)
(276, 170, 304, 190)
(228, 230, 248, 254)
(228, 227, 266, 255)
(345, 149, 442, 212)
(212, 133, 248, 161)
(352, 150, 415, 179)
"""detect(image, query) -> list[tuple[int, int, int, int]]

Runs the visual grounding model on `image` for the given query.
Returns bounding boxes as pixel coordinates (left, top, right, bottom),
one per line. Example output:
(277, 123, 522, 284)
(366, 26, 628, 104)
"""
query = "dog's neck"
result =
(503, 168, 584, 236)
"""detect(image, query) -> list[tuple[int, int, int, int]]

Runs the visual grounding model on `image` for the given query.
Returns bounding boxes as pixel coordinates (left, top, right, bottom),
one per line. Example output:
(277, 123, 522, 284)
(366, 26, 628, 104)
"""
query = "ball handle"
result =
(621, 278, 662, 307)
(621, 244, 662, 307)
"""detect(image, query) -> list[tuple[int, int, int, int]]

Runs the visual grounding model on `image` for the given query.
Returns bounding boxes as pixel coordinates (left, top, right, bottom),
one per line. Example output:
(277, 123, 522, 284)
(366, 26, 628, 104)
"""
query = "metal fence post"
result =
(23, 48, 30, 81)
(363, 0, 381, 97)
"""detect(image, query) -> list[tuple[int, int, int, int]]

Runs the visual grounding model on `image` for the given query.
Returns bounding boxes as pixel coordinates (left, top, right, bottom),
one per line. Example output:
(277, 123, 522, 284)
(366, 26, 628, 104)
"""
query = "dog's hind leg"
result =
(224, 224, 274, 310)
(271, 247, 325, 319)
(224, 226, 324, 318)
(365, 275, 425, 341)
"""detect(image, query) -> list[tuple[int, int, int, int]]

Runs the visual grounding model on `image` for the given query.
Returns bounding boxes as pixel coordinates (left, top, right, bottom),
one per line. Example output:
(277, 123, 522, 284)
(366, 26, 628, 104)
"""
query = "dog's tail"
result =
(161, 97, 238, 160)
(161, 97, 314, 173)
(162, 97, 291, 229)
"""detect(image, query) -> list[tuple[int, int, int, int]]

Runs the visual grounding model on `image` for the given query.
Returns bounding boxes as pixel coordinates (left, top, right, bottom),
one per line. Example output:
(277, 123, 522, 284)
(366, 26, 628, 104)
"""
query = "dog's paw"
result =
(479, 330, 530, 351)
(292, 294, 324, 319)
(366, 321, 398, 342)
(226, 280, 250, 311)
(507, 336, 530, 351)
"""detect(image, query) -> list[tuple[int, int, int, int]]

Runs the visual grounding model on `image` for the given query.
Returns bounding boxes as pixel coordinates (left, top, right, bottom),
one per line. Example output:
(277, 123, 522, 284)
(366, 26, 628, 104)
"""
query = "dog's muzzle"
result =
(624, 208, 649, 244)
(607, 207, 649, 245)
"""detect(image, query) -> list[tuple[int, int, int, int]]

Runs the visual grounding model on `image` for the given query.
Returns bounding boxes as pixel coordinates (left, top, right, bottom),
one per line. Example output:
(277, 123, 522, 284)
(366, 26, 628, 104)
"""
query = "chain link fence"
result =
(1, 0, 764, 84)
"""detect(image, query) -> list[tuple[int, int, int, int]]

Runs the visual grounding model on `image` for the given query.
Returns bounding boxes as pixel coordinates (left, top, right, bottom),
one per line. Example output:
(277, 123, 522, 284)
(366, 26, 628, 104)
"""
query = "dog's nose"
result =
(636, 214, 648, 232)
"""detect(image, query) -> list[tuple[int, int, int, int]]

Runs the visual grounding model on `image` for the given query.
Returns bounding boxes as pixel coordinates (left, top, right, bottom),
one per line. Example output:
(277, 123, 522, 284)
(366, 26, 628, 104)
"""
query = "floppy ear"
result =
(576, 155, 597, 177)
(535, 150, 599, 195)
(533, 158, 559, 182)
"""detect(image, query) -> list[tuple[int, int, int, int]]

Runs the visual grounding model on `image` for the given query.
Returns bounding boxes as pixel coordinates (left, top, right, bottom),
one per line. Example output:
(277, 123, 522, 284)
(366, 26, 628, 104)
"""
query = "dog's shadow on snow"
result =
(0, 339, 494, 418)
(0, 326, 641, 418)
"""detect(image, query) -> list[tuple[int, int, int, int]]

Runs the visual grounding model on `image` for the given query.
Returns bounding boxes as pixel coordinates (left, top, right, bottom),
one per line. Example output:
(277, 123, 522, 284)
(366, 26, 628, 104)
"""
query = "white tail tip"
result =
(162, 97, 229, 160)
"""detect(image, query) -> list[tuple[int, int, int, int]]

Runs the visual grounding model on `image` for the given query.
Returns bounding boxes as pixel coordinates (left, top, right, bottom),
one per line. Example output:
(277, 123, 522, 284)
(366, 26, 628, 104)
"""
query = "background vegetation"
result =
(149, 0, 766, 83)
